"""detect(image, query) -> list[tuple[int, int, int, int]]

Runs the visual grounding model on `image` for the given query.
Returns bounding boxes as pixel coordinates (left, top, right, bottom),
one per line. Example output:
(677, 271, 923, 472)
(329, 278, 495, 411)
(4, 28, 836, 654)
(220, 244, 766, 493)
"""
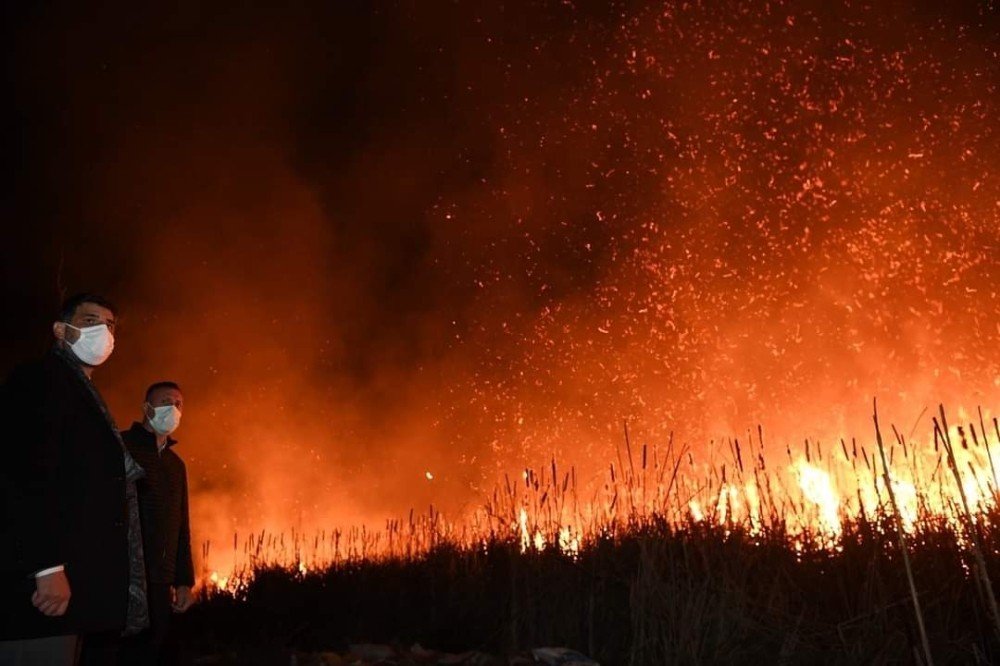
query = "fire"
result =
(518, 508, 530, 552)
(516, 507, 548, 553)
(888, 478, 919, 532)
(182, 1, 997, 587)
(207, 571, 230, 592)
(743, 482, 763, 534)
(793, 461, 841, 536)
(196, 405, 1000, 592)
(558, 526, 580, 557)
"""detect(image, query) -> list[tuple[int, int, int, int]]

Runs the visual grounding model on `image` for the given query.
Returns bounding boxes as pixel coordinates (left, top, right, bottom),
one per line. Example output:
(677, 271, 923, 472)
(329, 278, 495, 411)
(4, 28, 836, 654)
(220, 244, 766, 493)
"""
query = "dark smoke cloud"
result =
(3, 2, 630, 549)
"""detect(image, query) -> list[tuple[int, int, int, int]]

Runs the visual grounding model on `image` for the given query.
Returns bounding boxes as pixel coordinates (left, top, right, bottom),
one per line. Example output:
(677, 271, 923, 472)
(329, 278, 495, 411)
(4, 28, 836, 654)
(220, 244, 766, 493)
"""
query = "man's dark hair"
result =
(59, 292, 118, 322)
(146, 381, 182, 403)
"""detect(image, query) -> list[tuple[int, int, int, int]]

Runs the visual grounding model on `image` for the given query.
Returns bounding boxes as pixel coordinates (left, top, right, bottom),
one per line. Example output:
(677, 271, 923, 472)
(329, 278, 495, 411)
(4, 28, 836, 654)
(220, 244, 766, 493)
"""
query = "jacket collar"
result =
(127, 421, 178, 450)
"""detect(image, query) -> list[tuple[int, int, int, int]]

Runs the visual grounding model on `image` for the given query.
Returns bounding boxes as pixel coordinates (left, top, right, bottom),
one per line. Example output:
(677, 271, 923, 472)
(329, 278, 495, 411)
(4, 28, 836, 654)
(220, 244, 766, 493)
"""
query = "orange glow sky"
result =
(4, 1, 997, 568)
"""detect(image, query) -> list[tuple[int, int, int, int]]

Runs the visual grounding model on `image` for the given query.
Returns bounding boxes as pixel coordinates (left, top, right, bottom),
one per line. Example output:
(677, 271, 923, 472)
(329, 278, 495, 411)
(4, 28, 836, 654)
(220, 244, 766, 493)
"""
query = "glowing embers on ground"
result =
(202, 404, 998, 594)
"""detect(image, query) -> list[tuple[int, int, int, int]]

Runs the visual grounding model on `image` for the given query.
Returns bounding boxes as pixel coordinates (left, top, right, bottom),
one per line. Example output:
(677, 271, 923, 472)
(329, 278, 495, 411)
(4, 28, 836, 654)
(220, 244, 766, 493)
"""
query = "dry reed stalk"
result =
(873, 399, 934, 666)
(935, 405, 1000, 643)
(978, 407, 999, 502)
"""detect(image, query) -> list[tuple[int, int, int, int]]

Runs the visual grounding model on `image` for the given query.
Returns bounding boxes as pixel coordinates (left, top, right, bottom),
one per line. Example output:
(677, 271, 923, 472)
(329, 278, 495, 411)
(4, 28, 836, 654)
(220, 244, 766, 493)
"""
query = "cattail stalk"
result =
(873, 399, 933, 666)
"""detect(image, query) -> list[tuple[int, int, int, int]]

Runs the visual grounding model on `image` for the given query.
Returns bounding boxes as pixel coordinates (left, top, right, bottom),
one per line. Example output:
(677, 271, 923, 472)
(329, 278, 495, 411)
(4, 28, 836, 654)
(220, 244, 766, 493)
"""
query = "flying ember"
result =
(122, 1, 992, 585)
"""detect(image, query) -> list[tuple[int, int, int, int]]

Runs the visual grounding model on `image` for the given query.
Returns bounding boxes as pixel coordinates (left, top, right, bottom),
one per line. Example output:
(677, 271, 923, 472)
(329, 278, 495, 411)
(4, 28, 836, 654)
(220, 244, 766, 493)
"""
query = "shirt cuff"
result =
(34, 565, 65, 578)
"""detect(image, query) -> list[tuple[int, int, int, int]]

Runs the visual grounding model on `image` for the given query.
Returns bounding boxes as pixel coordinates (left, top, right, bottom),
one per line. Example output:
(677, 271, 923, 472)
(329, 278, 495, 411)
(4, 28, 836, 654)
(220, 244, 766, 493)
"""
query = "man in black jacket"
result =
(120, 381, 194, 664)
(0, 293, 148, 665)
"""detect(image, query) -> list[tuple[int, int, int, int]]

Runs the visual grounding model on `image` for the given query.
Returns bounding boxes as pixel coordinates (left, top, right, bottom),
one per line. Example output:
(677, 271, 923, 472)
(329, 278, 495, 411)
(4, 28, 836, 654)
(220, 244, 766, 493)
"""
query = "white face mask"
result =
(66, 324, 115, 366)
(148, 404, 182, 436)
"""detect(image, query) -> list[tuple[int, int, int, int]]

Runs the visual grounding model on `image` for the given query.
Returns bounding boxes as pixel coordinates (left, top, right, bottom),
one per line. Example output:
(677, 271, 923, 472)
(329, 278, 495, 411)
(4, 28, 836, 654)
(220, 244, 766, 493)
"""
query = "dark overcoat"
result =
(0, 350, 130, 639)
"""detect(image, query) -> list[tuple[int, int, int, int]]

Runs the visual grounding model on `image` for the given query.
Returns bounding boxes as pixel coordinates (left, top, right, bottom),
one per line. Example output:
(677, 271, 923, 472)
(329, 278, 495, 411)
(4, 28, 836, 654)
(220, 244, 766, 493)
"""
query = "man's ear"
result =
(54, 321, 80, 344)
(142, 402, 154, 421)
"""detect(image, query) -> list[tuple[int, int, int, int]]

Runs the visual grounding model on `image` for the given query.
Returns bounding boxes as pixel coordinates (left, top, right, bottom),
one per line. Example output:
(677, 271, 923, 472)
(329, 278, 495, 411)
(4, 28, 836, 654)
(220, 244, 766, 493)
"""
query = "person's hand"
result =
(172, 585, 194, 613)
(33, 570, 71, 616)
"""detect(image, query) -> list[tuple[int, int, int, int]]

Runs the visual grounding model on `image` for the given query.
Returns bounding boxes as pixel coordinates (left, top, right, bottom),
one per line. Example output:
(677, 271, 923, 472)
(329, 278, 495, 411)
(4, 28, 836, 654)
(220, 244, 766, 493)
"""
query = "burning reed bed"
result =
(187, 405, 1000, 664)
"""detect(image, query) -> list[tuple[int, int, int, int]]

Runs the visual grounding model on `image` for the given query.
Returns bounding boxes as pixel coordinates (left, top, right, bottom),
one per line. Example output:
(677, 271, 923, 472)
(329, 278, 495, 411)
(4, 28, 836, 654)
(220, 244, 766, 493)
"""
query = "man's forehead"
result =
(75, 302, 116, 321)
(150, 387, 183, 402)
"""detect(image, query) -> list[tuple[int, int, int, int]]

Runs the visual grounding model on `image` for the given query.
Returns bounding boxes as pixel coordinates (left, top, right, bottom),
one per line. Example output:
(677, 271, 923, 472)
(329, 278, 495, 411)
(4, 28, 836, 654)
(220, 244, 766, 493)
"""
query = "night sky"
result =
(4, 1, 997, 558)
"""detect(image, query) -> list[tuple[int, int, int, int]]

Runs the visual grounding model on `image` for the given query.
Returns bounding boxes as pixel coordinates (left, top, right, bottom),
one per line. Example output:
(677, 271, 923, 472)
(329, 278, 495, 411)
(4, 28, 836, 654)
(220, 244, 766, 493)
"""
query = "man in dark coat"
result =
(120, 381, 194, 664)
(0, 294, 148, 665)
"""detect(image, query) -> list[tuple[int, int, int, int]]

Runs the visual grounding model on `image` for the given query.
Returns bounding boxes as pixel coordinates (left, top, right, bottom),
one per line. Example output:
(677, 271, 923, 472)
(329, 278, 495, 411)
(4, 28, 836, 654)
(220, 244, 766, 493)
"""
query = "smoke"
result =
(5, 1, 998, 571)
